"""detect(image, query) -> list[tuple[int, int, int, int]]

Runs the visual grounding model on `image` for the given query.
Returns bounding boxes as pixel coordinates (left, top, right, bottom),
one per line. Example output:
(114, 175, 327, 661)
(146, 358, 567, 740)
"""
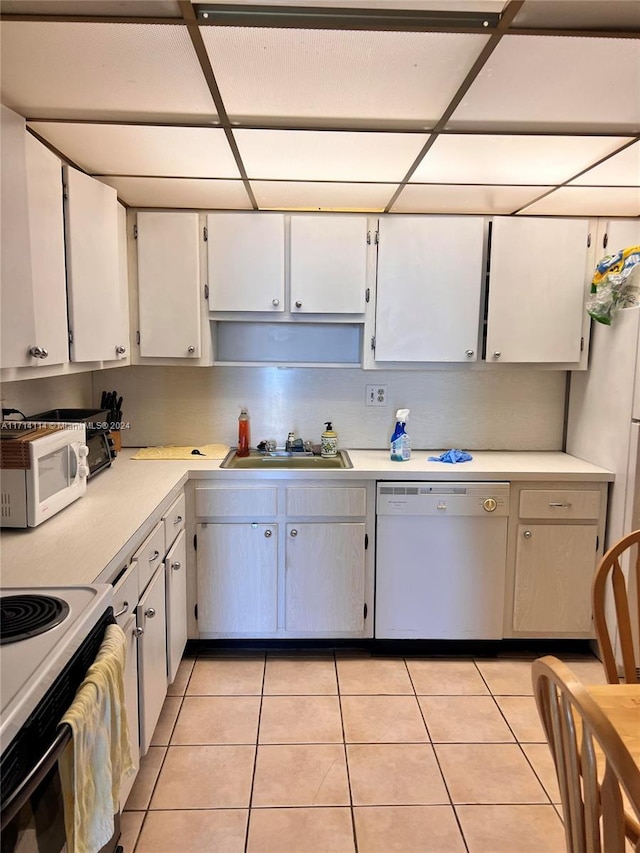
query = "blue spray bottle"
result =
(390, 409, 411, 461)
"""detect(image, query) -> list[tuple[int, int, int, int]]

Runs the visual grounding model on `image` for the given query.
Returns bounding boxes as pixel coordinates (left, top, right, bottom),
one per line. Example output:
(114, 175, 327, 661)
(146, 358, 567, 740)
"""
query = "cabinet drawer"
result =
(286, 487, 366, 517)
(133, 521, 165, 595)
(113, 561, 139, 627)
(519, 490, 601, 520)
(196, 487, 277, 517)
(162, 492, 186, 551)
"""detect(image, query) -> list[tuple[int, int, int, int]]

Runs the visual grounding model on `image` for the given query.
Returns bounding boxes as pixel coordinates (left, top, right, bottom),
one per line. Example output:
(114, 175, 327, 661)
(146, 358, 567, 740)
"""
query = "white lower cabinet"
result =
(136, 565, 167, 755)
(195, 481, 373, 639)
(506, 482, 607, 638)
(165, 528, 188, 685)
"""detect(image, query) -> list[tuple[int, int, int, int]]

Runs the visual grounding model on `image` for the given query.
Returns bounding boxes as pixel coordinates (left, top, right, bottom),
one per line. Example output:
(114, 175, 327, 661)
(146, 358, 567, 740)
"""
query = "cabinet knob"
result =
(188, 346, 196, 354)
(272, 298, 280, 307)
(133, 626, 144, 638)
(264, 529, 273, 538)
(465, 350, 474, 359)
(493, 351, 502, 359)
(523, 530, 532, 539)
(290, 528, 298, 537)
(171, 561, 181, 571)
(115, 345, 126, 355)
(295, 301, 302, 309)
(145, 607, 156, 618)
(28, 345, 49, 359)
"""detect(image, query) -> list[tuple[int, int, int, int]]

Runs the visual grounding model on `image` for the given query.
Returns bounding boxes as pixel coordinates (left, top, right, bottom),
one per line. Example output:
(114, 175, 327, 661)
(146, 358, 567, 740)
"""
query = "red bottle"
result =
(237, 408, 250, 457)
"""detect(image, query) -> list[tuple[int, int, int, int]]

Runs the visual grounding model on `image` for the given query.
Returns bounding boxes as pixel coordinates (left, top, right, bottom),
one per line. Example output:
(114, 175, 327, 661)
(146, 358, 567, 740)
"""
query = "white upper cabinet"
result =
(594, 218, 640, 257)
(486, 217, 591, 364)
(374, 216, 485, 362)
(64, 166, 127, 362)
(136, 212, 201, 358)
(207, 212, 285, 312)
(1, 107, 68, 369)
(290, 215, 367, 314)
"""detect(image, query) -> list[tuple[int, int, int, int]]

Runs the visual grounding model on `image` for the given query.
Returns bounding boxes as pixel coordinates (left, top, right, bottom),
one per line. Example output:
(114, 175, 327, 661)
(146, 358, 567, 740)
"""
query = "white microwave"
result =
(0, 426, 89, 527)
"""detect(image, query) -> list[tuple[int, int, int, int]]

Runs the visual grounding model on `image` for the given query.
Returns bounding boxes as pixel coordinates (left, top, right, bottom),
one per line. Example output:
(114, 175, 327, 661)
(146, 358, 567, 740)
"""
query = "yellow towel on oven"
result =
(59, 624, 134, 853)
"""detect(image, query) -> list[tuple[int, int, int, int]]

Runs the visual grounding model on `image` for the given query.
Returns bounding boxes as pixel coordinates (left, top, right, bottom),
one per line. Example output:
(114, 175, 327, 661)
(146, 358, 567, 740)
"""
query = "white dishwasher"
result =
(375, 482, 510, 639)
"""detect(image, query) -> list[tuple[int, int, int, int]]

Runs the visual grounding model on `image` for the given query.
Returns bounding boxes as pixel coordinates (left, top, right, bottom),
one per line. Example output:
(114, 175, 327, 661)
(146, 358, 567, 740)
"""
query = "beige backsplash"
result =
(91, 365, 566, 451)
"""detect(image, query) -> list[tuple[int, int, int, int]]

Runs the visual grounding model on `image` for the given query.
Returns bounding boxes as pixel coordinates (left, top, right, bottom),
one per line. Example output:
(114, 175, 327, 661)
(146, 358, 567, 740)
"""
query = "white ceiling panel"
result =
(390, 183, 551, 214)
(520, 187, 640, 217)
(96, 176, 252, 209)
(0, 1, 181, 15)
(0, 21, 217, 122)
(570, 141, 640, 187)
(250, 180, 394, 211)
(510, 1, 640, 31)
(234, 129, 429, 181)
(28, 123, 240, 177)
(411, 134, 633, 185)
(448, 36, 640, 133)
(201, 27, 490, 126)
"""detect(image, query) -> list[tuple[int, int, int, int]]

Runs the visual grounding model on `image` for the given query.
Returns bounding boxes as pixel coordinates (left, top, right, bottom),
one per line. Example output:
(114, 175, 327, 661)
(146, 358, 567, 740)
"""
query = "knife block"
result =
(111, 430, 122, 452)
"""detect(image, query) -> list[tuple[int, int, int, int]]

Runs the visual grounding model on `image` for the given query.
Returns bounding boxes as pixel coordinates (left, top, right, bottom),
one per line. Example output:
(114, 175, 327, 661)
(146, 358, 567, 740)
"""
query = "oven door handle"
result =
(0, 723, 72, 831)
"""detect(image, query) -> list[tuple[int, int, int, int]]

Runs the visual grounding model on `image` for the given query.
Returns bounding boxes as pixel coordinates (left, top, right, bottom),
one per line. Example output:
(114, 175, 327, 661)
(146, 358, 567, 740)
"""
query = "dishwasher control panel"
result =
(377, 482, 510, 516)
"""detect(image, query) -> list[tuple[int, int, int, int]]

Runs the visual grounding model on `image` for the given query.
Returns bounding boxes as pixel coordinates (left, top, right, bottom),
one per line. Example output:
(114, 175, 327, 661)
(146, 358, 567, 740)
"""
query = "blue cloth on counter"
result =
(428, 449, 473, 463)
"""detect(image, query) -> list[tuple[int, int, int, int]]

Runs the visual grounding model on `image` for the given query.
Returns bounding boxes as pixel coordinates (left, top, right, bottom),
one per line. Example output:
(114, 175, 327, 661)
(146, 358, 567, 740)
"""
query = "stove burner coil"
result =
(0, 595, 70, 645)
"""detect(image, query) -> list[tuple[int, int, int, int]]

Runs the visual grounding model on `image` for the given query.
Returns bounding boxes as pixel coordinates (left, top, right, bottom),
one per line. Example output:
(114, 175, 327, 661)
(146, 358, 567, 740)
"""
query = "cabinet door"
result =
(374, 216, 484, 362)
(486, 217, 589, 363)
(137, 212, 201, 358)
(165, 529, 187, 685)
(64, 166, 124, 362)
(285, 522, 365, 633)
(290, 215, 367, 314)
(596, 218, 640, 257)
(119, 612, 140, 808)
(207, 213, 285, 312)
(512, 523, 597, 634)
(197, 523, 278, 633)
(136, 566, 167, 755)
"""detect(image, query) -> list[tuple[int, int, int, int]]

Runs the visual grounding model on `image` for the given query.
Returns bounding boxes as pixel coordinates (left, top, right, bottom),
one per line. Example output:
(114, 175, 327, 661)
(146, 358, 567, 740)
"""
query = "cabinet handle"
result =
(188, 346, 196, 354)
(29, 345, 49, 359)
(549, 502, 571, 508)
(145, 607, 156, 618)
(115, 345, 126, 355)
(114, 601, 129, 618)
(133, 626, 144, 638)
(295, 301, 302, 309)
(523, 530, 532, 539)
(465, 350, 474, 359)
(174, 515, 183, 525)
(272, 298, 280, 307)
(493, 351, 502, 359)
(172, 561, 181, 571)
(149, 550, 160, 562)
(264, 529, 272, 538)
(290, 528, 298, 537)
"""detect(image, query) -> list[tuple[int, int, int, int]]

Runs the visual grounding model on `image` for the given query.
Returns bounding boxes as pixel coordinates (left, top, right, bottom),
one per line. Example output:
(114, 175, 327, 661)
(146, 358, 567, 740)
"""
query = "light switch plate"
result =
(366, 385, 387, 407)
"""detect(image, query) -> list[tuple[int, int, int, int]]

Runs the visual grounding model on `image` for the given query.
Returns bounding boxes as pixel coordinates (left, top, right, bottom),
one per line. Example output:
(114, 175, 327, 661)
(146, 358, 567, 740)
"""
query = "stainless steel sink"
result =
(220, 449, 353, 469)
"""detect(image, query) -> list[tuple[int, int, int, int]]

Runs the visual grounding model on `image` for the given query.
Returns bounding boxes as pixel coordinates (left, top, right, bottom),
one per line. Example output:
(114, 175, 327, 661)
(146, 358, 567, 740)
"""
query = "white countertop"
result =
(0, 449, 613, 589)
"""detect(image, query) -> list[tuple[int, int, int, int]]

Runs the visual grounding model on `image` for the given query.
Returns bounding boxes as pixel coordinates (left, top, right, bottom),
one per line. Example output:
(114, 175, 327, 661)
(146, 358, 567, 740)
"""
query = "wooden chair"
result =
(592, 529, 640, 684)
(532, 656, 640, 853)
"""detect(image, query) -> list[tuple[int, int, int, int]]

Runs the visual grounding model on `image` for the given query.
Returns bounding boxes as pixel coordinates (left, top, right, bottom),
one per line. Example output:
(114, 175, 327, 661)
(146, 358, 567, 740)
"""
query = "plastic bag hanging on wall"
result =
(586, 245, 640, 325)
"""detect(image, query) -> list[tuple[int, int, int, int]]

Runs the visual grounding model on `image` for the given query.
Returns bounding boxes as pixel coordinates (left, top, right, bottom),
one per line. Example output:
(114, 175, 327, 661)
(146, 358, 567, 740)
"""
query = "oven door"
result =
(87, 432, 112, 478)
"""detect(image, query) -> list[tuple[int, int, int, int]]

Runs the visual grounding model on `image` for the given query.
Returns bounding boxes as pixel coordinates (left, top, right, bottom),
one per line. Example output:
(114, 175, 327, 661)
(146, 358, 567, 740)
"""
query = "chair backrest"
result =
(592, 529, 640, 684)
(532, 656, 640, 853)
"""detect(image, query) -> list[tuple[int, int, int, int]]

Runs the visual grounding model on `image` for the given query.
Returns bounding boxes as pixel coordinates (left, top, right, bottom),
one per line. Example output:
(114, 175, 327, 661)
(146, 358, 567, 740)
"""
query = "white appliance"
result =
(0, 424, 89, 527)
(375, 482, 510, 639)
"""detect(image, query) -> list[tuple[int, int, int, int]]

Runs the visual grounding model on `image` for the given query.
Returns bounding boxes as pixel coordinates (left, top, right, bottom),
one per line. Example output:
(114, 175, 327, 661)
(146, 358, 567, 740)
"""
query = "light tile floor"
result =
(122, 649, 608, 853)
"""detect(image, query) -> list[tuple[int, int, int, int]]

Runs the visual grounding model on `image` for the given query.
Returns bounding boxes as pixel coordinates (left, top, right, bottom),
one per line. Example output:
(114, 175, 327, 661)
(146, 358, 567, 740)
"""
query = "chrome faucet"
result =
(285, 431, 295, 451)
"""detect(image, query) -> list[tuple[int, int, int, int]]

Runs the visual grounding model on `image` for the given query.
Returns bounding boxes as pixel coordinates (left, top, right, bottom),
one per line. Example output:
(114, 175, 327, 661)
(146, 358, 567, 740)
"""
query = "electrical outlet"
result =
(366, 385, 387, 407)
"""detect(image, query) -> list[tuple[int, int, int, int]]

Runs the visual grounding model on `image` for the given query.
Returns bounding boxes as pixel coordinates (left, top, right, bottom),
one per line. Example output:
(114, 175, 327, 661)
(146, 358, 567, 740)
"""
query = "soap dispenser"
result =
(321, 422, 338, 458)
(237, 407, 250, 457)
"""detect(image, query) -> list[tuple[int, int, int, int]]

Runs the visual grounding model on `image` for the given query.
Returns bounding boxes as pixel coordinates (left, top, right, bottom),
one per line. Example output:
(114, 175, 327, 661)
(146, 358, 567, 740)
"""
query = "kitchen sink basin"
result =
(220, 449, 353, 469)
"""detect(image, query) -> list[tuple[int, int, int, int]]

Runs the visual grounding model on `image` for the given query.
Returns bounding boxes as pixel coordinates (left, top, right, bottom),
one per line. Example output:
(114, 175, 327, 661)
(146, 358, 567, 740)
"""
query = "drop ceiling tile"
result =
(519, 186, 640, 217)
(390, 184, 551, 214)
(411, 134, 633, 184)
(0, 21, 217, 122)
(234, 129, 429, 182)
(250, 180, 394, 211)
(0, 1, 181, 14)
(28, 123, 240, 177)
(201, 26, 490, 126)
(510, 0, 640, 31)
(570, 141, 640, 187)
(97, 176, 252, 209)
(448, 35, 640, 133)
